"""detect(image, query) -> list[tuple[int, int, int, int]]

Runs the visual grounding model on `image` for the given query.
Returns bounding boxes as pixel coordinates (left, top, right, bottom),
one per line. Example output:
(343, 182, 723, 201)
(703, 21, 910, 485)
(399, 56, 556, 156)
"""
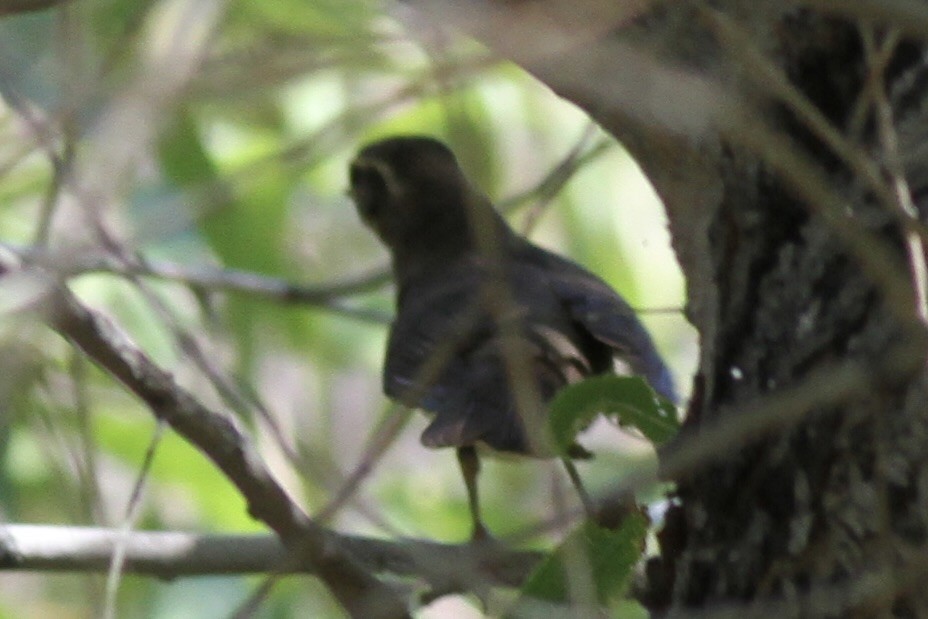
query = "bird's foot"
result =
(468, 522, 509, 555)
(469, 522, 494, 545)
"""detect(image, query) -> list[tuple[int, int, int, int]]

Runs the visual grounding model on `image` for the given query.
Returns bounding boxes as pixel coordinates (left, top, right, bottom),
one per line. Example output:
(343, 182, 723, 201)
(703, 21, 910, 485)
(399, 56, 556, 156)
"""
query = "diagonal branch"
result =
(21, 269, 410, 619)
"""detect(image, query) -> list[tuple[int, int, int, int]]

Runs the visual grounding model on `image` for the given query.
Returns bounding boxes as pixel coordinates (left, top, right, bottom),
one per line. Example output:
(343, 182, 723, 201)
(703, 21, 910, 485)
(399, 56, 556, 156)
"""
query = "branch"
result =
(0, 0, 70, 16)
(1, 258, 411, 618)
(0, 524, 541, 588)
(6, 244, 393, 323)
(80, 256, 391, 305)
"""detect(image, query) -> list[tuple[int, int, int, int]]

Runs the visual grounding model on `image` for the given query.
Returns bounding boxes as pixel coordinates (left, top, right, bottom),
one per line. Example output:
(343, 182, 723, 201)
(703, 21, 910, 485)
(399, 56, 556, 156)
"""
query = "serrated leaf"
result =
(549, 375, 680, 454)
(509, 514, 648, 616)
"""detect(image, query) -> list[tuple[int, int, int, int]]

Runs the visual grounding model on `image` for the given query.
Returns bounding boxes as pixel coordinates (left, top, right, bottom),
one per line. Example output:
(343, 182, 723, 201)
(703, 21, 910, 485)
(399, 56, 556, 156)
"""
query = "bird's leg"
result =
(561, 458, 595, 518)
(457, 446, 490, 541)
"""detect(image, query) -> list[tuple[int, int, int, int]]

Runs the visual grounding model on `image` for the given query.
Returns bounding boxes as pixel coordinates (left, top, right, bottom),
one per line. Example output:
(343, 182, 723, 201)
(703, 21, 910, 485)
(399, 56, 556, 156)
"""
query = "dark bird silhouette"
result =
(349, 135, 676, 539)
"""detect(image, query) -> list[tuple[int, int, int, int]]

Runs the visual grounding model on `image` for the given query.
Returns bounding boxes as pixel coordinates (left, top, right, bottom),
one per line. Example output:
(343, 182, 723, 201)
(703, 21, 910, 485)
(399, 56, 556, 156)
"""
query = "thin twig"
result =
(6, 244, 393, 322)
(516, 124, 610, 235)
(316, 405, 413, 524)
(862, 27, 928, 324)
(103, 421, 165, 619)
(70, 351, 103, 524)
(0, 0, 70, 15)
(0, 86, 69, 246)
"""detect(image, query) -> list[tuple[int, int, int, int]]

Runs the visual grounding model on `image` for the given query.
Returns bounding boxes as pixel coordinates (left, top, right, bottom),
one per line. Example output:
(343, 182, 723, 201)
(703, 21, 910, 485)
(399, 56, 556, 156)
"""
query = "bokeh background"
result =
(0, 0, 695, 616)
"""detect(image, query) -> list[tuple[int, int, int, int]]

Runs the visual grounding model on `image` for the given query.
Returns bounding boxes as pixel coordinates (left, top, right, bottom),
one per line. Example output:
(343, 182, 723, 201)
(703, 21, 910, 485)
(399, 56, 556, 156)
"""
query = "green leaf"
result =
(549, 375, 680, 454)
(510, 514, 648, 616)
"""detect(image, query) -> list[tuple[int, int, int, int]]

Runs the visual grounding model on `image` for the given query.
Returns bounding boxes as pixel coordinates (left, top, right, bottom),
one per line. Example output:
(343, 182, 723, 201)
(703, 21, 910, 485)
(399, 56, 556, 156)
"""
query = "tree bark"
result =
(406, 1, 928, 615)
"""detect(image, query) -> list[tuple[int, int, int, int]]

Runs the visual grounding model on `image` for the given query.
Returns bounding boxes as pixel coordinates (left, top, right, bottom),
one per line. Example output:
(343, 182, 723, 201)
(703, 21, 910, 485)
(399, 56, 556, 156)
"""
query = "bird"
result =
(348, 135, 676, 540)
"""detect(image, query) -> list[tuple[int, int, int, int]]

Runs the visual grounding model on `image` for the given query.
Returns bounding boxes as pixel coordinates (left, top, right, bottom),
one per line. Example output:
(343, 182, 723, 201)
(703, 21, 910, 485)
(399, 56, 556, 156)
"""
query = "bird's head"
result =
(349, 136, 483, 256)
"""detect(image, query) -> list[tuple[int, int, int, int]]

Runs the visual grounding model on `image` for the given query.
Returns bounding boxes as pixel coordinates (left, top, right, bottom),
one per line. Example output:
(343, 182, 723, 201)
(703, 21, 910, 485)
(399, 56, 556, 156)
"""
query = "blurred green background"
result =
(0, 0, 694, 616)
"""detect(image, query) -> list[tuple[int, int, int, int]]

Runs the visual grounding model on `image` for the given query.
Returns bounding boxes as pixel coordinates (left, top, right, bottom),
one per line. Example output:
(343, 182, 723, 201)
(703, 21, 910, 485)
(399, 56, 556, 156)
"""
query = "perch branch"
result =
(0, 524, 540, 589)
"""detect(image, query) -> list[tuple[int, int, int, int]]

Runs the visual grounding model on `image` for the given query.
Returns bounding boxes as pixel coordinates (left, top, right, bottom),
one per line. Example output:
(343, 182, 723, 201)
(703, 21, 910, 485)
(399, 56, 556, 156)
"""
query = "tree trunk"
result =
(409, 1, 928, 615)
(610, 8, 928, 617)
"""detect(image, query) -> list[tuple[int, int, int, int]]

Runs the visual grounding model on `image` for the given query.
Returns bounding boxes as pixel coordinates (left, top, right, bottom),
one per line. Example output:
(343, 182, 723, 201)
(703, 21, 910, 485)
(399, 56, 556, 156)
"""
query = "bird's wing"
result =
(384, 264, 575, 454)
(385, 311, 537, 452)
(522, 244, 678, 403)
(383, 269, 527, 451)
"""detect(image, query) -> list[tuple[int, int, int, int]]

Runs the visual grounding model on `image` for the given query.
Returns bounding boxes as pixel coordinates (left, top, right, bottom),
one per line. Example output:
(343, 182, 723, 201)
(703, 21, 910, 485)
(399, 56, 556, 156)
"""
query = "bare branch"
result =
(0, 0, 69, 17)
(6, 244, 393, 323)
(0, 524, 540, 589)
(104, 422, 165, 619)
(0, 257, 411, 618)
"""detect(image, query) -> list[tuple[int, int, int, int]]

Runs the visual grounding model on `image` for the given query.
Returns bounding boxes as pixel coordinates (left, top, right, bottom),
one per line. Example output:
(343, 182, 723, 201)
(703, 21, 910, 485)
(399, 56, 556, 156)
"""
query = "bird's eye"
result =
(349, 163, 387, 196)
(349, 162, 389, 219)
